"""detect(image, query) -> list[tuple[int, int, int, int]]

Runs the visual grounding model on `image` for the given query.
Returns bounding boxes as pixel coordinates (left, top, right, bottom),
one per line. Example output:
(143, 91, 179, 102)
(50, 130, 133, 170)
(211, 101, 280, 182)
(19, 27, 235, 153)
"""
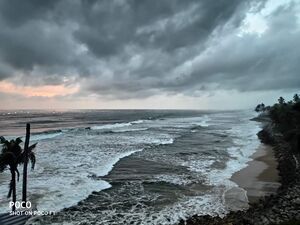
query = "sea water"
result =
(0, 110, 260, 224)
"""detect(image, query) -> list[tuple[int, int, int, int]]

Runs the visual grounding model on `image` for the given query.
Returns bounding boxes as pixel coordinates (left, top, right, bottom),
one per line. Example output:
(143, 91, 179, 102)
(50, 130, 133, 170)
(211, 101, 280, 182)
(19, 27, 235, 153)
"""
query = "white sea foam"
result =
(150, 193, 227, 224)
(208, 112, 261, 187)
(131, 119, 146, 124)
(75, 191, 228, 225)
(91, 122, 132, 130)
(90, 119, 147, 130)
(111, 127, 149, 133)
(2, 130, 63, 143)
(153, 137, 174, 145)
(147, 116, 212, 130)
(32, 150, 144, 212)
(154, 174, 192, 185)
(194, 115, 211, 127)
(0, 122, 175, 213)
(30, 131, 63, 141)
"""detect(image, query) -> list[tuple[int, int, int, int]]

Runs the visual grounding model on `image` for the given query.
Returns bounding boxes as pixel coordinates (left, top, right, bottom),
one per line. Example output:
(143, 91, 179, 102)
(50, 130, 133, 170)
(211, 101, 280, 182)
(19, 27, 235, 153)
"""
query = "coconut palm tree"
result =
(0, 135, 37, 210)
(294, 94, 300, 103)
(278, 96, 285, 105)
(0, 136, 23, 211)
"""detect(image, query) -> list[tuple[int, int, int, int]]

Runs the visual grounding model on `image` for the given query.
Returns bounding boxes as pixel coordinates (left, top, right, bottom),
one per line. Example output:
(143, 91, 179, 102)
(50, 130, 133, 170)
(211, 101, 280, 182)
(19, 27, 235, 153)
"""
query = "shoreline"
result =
(230, 143, 280, 203)
(180, 119, 300, 225)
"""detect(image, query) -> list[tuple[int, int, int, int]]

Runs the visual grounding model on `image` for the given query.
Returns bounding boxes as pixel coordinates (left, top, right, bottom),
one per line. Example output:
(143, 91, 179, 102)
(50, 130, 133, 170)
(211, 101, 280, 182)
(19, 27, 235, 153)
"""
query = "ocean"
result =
(0, 109, 261, 224)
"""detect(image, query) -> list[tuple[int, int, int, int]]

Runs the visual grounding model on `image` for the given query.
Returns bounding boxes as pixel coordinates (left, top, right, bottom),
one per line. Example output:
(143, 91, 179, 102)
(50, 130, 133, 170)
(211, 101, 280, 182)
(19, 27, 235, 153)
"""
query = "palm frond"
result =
(0, 163, 7, 172)
(0, 152, 16, 169)
(29, 153, 36, 170)
(1, 145, 8, 154)
(0, 136, 9, 153)
(0, 155, 8, 172)
(16, 152, 24, 164)
(15, 137, 23, 145)
(28, 143, 37, 152)
(0, 136, 6, 144)
(0, 164, 6, 172)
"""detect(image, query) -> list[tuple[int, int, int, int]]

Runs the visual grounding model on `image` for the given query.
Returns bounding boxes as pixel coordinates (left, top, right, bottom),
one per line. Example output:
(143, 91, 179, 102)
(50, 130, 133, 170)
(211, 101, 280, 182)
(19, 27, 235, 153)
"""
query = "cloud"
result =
(184, 2, 300, 92)
(74, 0, 249, 56)
(0, 0, 299, 106)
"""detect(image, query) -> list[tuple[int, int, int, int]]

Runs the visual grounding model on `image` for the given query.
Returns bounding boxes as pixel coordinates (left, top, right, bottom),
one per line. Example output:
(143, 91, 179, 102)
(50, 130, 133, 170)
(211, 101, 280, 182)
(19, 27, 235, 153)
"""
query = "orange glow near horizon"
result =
(0, 80, 79, 97)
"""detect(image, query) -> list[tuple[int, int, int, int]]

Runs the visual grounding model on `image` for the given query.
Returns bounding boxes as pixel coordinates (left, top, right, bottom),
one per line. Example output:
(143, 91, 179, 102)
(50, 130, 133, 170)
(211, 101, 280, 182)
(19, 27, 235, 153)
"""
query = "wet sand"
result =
(231, 144, 280, 203)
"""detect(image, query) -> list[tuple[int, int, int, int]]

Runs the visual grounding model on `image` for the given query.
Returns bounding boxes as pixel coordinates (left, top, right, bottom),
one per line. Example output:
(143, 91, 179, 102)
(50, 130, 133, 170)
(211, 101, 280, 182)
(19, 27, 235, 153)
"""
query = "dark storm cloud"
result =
(181, 3, 300, 92)
(0, 0, 60, 27)
(0, 21, 72, 70)
(75, 0, 247, 57)
(0, 0, 298, 99)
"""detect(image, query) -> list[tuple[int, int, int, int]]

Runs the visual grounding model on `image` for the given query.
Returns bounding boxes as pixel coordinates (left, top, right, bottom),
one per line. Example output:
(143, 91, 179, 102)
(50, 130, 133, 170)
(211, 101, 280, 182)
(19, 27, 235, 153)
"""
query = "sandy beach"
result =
(231, 144, 280, 203)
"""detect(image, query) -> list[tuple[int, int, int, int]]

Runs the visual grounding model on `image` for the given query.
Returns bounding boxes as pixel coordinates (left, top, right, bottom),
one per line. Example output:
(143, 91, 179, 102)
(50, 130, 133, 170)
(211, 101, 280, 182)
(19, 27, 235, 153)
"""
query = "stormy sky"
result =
(0, 0, 299, 109)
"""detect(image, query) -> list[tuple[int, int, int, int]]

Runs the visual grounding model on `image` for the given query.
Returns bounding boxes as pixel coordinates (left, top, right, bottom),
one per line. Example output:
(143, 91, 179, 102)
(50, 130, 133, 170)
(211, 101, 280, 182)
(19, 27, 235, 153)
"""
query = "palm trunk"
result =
(11, 168, 16, 211)
(22, 123, 30, 202)
(8, 180, 12, 198)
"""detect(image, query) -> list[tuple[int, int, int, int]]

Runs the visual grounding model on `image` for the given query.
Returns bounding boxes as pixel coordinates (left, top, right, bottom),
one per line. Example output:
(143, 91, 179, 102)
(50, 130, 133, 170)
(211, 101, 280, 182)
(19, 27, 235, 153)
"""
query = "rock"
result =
(292, 198, 300, 205)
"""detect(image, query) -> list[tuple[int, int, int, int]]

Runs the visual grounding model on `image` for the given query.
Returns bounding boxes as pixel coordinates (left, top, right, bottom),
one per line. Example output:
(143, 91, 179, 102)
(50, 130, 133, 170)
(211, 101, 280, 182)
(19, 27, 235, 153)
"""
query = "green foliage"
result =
(255, 103, 266, 112)
(0, 136, 37, 171)
(0, 136, 37, 198)
(0, 136, 23, 171)
(272, 220, 300, 225)
(259, 94, 300, 153)
(278, 96, 285, 105)
(293, 94, 300, 103)
(0, 136, 23, 199)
